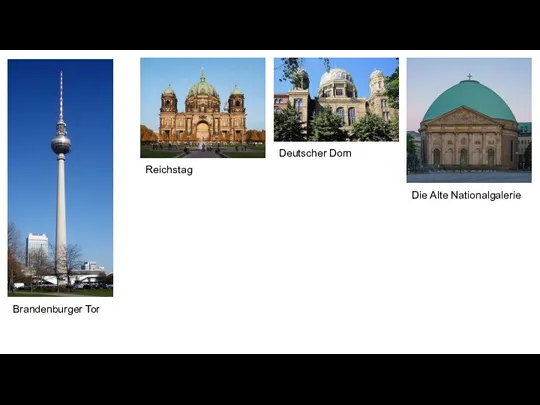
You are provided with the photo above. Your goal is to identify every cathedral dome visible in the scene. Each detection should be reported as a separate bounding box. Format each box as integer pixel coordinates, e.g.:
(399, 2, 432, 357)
(231, 85, 243, 95)
(187, 70, 218, 98)
(423, 78, 516, 122)
(319, 68, 354, 87)
(163, 86, 175, 95)
(370, 69, 383, 79)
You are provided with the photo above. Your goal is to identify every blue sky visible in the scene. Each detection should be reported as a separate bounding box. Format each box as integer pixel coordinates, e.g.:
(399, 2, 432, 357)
(8, 59, 113, 273)
(407, 58, 532, 131)
(274, 57, 399, 97)
(141, 58, 266, 131)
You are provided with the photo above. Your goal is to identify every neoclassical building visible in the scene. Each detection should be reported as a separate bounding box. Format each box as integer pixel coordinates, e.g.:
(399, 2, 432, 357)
(159, 69, 246, 143)
(421, 76, 519, 169)
(274, 67, 397, 137)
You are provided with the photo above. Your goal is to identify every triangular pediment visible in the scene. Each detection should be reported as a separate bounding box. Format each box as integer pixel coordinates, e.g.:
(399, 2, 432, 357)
(426, 105, 502, 126)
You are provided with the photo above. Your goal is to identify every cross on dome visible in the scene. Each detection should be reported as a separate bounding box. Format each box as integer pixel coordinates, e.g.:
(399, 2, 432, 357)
(467, 73, 473, 80)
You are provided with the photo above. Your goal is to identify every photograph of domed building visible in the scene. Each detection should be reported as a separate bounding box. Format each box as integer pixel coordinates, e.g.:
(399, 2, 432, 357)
(407, 58, 532, 183)
(159, 71, 247, 144)
(274, 58, 399, 142)
(141, 58, 266, 158)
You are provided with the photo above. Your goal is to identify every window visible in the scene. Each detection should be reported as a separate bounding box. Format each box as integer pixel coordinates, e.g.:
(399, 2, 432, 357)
(510, 140, 513, 160)
(348, 108, 356, 125)
(337, 107, 345, 125)
(383, 112, 389, 121)
(488, 149, 495, 166)
(347, 91, 353, 97)
(294, 98, 303, 111)
(335, 89, 343, 96)
(433, 148, 441, 165)
(274, 107, 281, 113)
(460, 148, 468, 165)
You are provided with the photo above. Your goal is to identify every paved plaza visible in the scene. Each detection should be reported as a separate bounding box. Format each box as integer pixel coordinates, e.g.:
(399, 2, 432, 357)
(182, 150, 224, 158)
(407, 171, 532, 183)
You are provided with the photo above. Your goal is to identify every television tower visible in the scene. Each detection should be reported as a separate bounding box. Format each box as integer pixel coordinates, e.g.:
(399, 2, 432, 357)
(51, 71, 71, 279)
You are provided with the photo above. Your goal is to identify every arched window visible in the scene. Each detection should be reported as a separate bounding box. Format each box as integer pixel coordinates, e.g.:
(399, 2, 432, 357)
(336, 107, 345, 125)
(294, 98, 303, 111)
(433, 148, 441, 165)
(348, 108, 356, 125)
(460, 148, 468, 165)
(488, 149, 495, 166)
(278, 98, 283, 104)
(235, 100, 240, 107)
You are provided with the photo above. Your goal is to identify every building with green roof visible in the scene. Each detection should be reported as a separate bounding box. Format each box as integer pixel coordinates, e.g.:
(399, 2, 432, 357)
(159, 68, 247, 144)
(420, 76, 519, 170)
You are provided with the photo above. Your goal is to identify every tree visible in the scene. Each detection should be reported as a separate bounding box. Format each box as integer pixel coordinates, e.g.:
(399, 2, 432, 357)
(274, 103, 305, 141)
(51, 243, 83, 289)
(29, 248, 52, 291)
(384, 59, 399, 109)
(276, 58, 330, 86)
(388, 115, 399, 141)
(407, 134, 417, 155)
(140, 124, 157, 144)
(8, 222, 23, 292)
(310, 107, 348, 141)
(244, 130, 254, 144)
(351, 113, 393, 141)
(524, 142, 532, 169)
(260, 130, 266, 144)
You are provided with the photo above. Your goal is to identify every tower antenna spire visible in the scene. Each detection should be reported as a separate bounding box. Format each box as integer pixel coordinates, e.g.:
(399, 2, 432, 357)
(59, 71, 64, 122)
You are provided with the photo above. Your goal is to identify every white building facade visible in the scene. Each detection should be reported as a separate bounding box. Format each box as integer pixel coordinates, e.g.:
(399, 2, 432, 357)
(26, 233, 49, 267)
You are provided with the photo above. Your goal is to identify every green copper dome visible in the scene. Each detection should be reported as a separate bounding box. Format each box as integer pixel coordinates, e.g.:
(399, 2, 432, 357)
(231, 85, 243, 96)
(423, 79, 516, 122)
(163, 85, 175, 95)
(187, 69, 218, 98)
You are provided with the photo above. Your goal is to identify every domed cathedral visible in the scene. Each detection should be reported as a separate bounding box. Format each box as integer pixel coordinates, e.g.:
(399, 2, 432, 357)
(159, 69, 247, 144)
(315, 68, 367, 133)
(274, 67, 397, 138)
(421, 75, 519, 169)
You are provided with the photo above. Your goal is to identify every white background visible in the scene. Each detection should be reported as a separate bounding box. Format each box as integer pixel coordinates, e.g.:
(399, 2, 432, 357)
(1, 50, 537, 354)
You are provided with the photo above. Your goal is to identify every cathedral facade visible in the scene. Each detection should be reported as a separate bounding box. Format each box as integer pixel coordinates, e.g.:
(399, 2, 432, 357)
(421, 76, 519, 169)
(159, 69, 247, 144)
(274, 67, 397, 138)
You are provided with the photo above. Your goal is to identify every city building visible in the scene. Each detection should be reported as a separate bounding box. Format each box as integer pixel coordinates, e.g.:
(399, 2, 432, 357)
(274, 67, 397, 139)
(159, 68, 246, 144)
(421, 75, 520, 169)
(81, 261, 106, 271)
(407, 131, 425, 163)
(25, 233, 49, 267)
(518, 122, 531, 168)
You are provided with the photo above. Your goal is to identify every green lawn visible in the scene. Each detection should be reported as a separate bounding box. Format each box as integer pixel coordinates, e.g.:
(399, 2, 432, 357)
(70, 289, 113, 297)
(224, 152, 266, 158)
(8, 289, 113, 297)
(141, 149, 181, 158)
